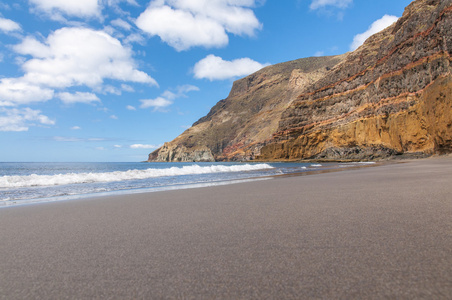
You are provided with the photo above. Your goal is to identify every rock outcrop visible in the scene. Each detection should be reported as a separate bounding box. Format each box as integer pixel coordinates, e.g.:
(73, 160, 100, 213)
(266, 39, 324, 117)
(259, 0, 452, 161)
(149, 0, 452, 162)
(149, 55, 347, 161)
(149, 143, 214, 162)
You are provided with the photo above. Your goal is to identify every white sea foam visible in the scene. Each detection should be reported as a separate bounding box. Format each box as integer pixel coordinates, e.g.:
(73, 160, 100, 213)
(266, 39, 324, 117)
(0, 164, 274, 188)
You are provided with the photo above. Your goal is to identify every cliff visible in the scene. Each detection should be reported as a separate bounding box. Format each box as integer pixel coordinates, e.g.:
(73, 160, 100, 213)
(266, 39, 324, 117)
(149, 55, 347, 161)
(149, 0, 452, 162)
(259, 0, 452, 160)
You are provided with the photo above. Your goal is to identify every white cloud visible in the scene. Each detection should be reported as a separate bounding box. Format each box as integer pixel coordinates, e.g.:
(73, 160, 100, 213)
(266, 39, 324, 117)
(0, 27, 157, 107)
(140, 97, 172, 111)
(310, 0, 352, 10)
(29, 0, 101, 18)
(0, 17, 21, 33)
(350, 15, 398, 51)
(126, 105, 136, 110)
(101, 85, 122, 95)
(14, 27, 157, 89)
(110, 114, 118, 119)
(57, 92, 100, 104)
(161, 85, 200, 100)
(0, 107, 55, 131)
(193, 54, 269, 81)
(123, 33, 146, 45)
(136, 0, 262, 51)
(13, 37, 51, 58)
(177, 84, 200, 94)
(130, 144, 160, 149)
(140, 84, 199, 111)
(111, 18, 132, 31)
(71, 126, 81, 130)
(104, 0, 139, 18)
(0, 78, 54, 106)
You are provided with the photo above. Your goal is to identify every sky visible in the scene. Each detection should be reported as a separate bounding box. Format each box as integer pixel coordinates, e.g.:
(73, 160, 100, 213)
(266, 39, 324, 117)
(0, 0, 412, 162)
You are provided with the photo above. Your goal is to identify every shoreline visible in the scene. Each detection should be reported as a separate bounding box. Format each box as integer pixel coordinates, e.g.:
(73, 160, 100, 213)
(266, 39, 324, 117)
(0, 160, 379, 209)
(1, 155, 451, 298)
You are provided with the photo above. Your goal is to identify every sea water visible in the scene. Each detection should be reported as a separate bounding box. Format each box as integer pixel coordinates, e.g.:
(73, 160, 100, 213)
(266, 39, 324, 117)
(0, 161, 368, 207)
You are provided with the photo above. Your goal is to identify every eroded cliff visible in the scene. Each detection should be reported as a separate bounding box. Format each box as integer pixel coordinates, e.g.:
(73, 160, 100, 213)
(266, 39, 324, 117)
(149, 0, 452, 162)
(149, 55, 346, 161)
(258, 0, 452, 160)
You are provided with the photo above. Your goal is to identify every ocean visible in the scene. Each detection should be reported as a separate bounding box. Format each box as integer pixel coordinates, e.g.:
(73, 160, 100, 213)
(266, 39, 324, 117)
(0, 161, 372, 207)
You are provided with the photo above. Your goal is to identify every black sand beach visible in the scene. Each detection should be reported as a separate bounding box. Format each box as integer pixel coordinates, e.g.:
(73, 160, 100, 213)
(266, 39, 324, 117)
(1, 156, 451, 299)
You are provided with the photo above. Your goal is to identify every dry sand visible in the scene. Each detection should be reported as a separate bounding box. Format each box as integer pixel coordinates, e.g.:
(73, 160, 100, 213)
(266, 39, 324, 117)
(1, 156, 451, 299)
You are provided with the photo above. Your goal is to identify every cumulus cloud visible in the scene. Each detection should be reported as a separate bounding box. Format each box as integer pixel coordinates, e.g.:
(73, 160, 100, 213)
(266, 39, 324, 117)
(310, 0, 352, 10)
(0, 17, 21, 33)
(140, 84, 199, 111)
(71, 126, 81, 130)
(29, 0, 101, 18)
(0, 107, 55, 131)
(0, 78, 54, 106)
(136, 0, 262, 51)
(14, 27, 157, 89)
(1, 27, 155, 109)
(130, 144, 160, 149)
(193, 54, 269, 81)
(126, 105, 136, 110)
(350, 15, 398, 51)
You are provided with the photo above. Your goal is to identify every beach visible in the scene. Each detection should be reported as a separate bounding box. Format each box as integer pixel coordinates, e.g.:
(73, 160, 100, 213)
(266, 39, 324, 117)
(1, 156, 451, 299)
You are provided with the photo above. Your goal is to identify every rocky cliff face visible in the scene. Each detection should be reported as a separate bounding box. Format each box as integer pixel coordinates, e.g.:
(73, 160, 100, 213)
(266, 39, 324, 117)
(149, 55, 346, 161)
(149, 0, 452, 162)
(259, 0, 452, 161)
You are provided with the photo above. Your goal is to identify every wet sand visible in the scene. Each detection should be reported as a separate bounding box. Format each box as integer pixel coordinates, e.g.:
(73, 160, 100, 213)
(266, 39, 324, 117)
(1, 156, 451, 299)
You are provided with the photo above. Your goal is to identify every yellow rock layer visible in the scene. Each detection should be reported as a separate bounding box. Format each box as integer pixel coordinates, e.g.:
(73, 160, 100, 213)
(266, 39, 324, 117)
(259, 75, 452, 160)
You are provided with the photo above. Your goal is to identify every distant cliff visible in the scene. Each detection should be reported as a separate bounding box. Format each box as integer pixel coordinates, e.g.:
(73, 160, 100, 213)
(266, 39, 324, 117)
(149, 0, 452, 162)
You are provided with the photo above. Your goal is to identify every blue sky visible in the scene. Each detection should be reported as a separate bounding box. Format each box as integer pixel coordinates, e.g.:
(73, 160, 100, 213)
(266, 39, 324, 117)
(0, 0, 412, 162)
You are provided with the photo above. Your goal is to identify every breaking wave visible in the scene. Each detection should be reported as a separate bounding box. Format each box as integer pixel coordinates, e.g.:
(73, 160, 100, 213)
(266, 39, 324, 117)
(0, 164, 274, 189)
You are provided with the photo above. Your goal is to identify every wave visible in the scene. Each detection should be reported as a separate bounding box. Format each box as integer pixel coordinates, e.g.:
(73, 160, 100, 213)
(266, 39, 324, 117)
(0, 164, 274, 189)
